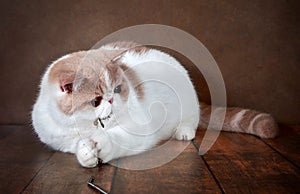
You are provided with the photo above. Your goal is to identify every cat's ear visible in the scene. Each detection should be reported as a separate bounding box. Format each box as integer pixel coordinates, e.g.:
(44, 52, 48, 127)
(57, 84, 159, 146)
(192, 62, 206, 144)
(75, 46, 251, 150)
(59, 71, 75, 93)
(48, 52, 87, 94)
(56, 69, 87, 94)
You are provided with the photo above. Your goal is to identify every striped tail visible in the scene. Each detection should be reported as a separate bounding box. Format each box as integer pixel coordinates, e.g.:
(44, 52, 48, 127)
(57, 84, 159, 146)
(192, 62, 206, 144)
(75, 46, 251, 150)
(199, 102, 279, 138)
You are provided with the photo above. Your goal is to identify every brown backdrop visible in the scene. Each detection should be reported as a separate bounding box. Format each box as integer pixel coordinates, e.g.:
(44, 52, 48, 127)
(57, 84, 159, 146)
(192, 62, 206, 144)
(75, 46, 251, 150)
(0, 0, 299, 124)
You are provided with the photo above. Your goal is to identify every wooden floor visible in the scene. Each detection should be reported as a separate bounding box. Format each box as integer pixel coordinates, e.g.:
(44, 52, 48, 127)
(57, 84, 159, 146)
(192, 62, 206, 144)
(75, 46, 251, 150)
(0, 125, 299, 194)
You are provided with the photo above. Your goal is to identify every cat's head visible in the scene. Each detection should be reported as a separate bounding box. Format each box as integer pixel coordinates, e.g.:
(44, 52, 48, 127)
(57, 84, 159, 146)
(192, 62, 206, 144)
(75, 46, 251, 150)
(47, 49, 143, 127)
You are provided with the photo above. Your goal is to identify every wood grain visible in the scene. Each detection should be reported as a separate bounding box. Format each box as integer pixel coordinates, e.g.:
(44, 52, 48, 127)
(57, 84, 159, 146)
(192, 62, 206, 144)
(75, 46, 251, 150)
(22, 152, 115, 193)
(111, 143, 221, 194)
(0, 125, 53, 194)
(194, 130, 300, 193)
(1, 125, 299, 193)
(263, 124, 300, 167)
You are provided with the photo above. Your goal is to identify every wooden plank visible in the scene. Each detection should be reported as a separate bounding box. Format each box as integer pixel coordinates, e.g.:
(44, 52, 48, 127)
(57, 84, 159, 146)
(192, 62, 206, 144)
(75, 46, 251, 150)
(23, 152, 115, 193)
(3, 124, 298, 193)
(263, 125, 300, 167)
(194, 130, 300, 193)
(111, 142, 221, 194)
(0, 125, 53, 194)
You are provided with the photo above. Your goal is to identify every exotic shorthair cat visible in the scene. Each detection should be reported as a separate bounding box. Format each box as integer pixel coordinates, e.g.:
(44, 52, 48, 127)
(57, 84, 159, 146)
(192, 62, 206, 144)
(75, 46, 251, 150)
(32, 41, 278, 168)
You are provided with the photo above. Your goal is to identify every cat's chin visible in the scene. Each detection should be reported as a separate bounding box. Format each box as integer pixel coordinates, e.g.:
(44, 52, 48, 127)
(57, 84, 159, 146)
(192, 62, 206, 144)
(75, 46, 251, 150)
(93, 111, 113, 128)
(99, 111, 112, 121)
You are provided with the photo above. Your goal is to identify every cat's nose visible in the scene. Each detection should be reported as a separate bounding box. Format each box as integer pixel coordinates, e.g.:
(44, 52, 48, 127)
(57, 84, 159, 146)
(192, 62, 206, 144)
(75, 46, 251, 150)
(108, 98, 113, 104)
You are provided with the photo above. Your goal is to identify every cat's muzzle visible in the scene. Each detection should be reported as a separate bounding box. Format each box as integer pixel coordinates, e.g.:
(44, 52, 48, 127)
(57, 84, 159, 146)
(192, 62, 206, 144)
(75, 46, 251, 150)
(94, 111, 112, 128)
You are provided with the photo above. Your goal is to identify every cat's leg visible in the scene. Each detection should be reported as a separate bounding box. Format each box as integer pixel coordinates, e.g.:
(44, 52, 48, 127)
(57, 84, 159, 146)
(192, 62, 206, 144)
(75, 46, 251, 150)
(174, 116, 198, 141)
(174, 125, 196, 140)
(90, 131, 114, 163)
(76, 138, 99, 168)
(91, 128, 156, 163)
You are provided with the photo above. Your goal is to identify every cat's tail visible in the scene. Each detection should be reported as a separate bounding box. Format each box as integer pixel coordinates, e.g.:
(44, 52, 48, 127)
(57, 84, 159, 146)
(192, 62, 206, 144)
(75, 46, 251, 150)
(199, 102, 279, 138)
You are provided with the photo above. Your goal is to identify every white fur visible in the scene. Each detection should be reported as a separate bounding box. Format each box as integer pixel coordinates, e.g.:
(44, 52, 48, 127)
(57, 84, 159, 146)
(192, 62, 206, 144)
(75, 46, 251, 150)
(229, 109, 247, 132)
(32, 44, 200, 167)
(103, 69, 111, 88)
(248, 113, 266, 133)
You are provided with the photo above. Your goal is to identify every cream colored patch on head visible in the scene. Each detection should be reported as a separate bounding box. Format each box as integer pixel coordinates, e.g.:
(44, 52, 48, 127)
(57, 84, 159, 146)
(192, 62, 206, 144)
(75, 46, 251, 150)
(48, 52, 86, 85)
(47, 47, 143, 115)
(48, 50, 105, 115)
(119, 63, 144, 100)
(105, 62, 129, 101)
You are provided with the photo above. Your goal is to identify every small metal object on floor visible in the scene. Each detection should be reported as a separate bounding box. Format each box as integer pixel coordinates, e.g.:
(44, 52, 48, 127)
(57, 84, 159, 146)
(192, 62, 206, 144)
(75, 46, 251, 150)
(87, 176, 109, 194)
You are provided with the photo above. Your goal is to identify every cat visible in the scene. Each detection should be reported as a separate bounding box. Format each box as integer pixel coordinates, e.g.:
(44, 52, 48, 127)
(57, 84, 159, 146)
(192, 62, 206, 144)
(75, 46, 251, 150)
(32, 41, 278, 168)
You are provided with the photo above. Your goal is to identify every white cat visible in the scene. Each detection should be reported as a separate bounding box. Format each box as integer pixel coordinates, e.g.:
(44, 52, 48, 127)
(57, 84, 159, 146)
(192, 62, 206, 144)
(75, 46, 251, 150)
(32, 42, 278, 168)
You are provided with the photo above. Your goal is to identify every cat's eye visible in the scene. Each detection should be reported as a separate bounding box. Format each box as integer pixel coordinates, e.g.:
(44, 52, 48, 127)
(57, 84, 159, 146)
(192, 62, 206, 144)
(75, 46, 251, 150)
(114, 84, 122, 93)
(91, 96, 103, 107)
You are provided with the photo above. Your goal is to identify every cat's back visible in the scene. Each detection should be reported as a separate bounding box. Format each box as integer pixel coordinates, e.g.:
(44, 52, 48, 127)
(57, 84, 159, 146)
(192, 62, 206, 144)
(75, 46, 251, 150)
(101, 42, 189, 76)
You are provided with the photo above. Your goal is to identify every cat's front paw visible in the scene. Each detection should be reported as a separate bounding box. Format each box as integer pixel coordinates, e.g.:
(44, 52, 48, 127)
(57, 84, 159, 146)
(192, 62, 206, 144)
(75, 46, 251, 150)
(91, 133, 113, 163)
(76, 138, 98, 168)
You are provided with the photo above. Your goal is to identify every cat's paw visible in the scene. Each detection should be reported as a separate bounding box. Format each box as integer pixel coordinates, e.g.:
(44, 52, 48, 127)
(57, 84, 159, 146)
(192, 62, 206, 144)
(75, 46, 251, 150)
(76, 138, 98, 168)
(175, 126, 196, 141)
(91, 133, 113, 163)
